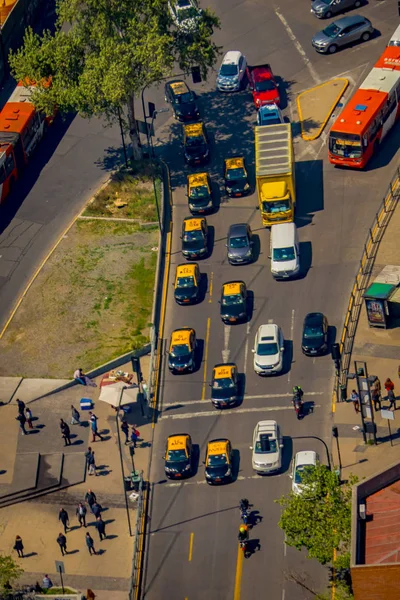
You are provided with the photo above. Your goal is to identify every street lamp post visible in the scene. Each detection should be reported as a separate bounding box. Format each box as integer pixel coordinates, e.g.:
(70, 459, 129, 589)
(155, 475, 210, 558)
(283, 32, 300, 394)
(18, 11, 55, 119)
(332, 426, 342, 482)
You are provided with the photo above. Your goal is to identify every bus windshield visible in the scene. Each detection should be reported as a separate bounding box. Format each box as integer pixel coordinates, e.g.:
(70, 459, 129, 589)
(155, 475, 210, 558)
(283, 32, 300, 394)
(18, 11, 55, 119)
(329, 131, 362, 159)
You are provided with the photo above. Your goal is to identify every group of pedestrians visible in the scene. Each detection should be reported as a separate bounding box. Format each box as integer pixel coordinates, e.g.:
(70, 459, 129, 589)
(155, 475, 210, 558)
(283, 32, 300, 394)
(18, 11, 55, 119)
(15, 399, 34, 435)
(351, 377, 397, 413)
(121, 420, 141, 447)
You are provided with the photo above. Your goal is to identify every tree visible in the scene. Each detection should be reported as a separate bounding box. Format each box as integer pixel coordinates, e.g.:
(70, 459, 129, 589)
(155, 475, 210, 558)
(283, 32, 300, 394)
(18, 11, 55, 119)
(9, 0, 221, 160)
(0, 554, 23, 592)
(276, 464, 357, 567)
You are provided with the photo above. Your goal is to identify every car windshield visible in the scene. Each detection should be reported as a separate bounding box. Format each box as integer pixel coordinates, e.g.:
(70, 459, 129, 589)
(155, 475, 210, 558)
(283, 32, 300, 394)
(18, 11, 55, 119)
(177, 7, 198, 21)
(213, 377, 234, 389)
(186, 135, 204, 147)
(323, 23, 341, 38)
(257, 342, 278, 356)
(295, 464, 315, 484)
(167, 449, 187, 461)
(190, 185, 209, 199)
(220, 64, 238, 77)
(262, 199, 291, 214)
(176, 92, 194, 104)
(222, 294, 242, 306)
(226, 167, 245, 181)
(255, 80, 276, 92)
(208, 453, 227, 466)
(304, 325, 323, 338)
(259, 115, 281, 125)
(273, 247, 295, 261)
(255, 434, 277, 454)
(170, 344, 190, 356)
(329, 132, 362, 159)
(176, 276, 195, 288)
(229, 235, 248, 248)
(183, 230, 203, 242)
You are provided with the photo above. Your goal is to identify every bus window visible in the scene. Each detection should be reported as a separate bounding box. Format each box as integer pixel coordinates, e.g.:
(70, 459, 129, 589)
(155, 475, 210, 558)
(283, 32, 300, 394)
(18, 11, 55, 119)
(4, 153, 15, 178)
(329, 132, 362, 159)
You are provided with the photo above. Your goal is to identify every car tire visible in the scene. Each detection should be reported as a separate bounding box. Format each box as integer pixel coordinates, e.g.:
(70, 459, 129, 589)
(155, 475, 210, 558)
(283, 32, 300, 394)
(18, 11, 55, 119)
(328, 44, 337, 54)
(361, 31, 370, 42)
(325, 10, 332, 17)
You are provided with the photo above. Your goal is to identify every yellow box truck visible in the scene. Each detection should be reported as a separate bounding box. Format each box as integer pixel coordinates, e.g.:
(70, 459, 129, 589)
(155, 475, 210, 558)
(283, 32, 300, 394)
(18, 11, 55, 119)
(255, 124, 295, 226)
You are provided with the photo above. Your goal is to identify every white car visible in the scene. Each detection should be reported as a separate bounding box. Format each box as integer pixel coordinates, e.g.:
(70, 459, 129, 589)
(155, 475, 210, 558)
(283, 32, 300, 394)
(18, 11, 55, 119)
(168, 0, 202, 32)
(291, 451, 319, 495)
(250, 420, 283, 474)
(252, 323, 284, 375)
(216, 51, 247, 92)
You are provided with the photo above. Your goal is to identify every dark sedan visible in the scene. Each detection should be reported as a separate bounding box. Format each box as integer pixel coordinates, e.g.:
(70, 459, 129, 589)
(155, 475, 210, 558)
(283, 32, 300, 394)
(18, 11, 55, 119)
(164, 80, 200, 121)
(220, 281, 248, 324)
(226, 223, 253, 265)
(302, 313, 328, 356)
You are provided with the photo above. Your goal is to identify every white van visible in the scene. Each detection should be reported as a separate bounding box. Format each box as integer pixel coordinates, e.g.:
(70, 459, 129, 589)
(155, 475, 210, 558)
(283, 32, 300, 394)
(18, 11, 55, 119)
(388, 25, 400, 47)
(270, 222, 300, 279)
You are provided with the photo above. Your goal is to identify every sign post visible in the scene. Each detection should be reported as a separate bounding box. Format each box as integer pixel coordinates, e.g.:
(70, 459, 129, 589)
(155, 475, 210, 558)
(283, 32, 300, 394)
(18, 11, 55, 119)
(55, 560, 65, 594)
(381, 409, 395, 446)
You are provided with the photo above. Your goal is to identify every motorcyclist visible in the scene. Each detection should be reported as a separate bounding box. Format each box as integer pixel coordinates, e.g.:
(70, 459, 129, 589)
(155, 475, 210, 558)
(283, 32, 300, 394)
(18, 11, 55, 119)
(240, 498, 250, 513)
(293, 385, 304, 399)
(238, 524, 249, 544)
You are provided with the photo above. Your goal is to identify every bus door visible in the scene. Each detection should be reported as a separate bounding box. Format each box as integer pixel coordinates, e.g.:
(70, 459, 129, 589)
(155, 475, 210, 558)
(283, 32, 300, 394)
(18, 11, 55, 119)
(381, 91, 398, 141)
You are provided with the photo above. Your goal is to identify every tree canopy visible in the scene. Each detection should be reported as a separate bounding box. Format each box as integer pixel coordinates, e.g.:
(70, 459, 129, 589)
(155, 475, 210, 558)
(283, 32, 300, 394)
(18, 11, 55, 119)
(0, 554, 23, 592)
(9, 0, 221, 159)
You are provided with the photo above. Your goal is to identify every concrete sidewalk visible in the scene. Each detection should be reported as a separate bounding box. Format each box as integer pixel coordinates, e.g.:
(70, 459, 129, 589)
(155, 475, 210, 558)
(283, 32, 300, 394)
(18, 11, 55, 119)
(0, 355, 152, 598)
(333, 197, 400, 480)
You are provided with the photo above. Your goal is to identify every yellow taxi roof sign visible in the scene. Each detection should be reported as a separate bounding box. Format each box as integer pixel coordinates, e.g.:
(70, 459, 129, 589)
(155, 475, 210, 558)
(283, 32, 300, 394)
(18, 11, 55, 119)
(188, 173, 208, 188)
(184, 218, 203, 232)
(185, 122, 203, 136)
(214, 365, 234, 379)
(176, 263, 197, 278)
(168, 435, 188, 450)
(170, 81, 187, 95)
(223, 282, 241, 295)
(171, 329, 192, 345)
(208, 440, 229, 455)
(225, 157, 244, 170)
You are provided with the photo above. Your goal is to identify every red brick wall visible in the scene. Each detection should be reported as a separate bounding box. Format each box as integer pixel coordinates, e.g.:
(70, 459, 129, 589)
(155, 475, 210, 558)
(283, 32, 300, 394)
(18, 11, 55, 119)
(352, 564, 400, 600)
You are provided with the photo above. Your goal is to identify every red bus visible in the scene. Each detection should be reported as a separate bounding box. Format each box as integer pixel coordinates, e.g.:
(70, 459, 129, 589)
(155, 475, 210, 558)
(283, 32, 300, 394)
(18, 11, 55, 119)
(328, 47, 400, 168)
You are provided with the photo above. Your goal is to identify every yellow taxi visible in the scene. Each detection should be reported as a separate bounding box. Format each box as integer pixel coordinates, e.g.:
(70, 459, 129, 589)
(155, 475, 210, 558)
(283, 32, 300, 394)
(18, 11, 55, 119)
(224, 156, 250, 197)
(220, 281, 248, 324)
(187, 172, 213, 214)
(181, 217, 208, 259)
(210, 363, 239, 408)
(204, 438, 233, 484)
(164, 433, 193, 478)
(168, 328, 196, 373)
(173, 263, 201, 305)
(164, 80, 199, 121)
(183, 122, 210, 165)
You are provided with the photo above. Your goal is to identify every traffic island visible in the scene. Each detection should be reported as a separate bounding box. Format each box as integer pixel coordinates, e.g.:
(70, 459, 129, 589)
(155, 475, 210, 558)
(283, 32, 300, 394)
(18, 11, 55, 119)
(296, 78, 348, 141)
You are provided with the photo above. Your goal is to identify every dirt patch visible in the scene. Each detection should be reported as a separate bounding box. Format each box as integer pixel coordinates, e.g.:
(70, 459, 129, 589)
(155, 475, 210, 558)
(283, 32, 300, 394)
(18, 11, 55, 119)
(0, 219, 159, 378)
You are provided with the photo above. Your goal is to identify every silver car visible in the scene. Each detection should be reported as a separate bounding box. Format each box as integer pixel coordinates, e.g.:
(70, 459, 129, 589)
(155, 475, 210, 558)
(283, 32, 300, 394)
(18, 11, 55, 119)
(250, 420, 283, 474)
(311, 15, 373, 54)
(311, 0, 362, 20)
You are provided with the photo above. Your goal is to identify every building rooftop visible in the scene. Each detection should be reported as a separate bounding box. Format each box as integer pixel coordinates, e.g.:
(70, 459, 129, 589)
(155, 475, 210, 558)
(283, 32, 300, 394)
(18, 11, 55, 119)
(365, 480, 400, 564)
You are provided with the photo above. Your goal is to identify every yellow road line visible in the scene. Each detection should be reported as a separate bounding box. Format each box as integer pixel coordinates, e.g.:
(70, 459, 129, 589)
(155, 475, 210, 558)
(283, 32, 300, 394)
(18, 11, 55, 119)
(331, 548, 337, 600)
(208, 271, 214, 303)
(201, 317, 211, 400)
(188, 532, 194, 562)
(233, 544, 244, 600)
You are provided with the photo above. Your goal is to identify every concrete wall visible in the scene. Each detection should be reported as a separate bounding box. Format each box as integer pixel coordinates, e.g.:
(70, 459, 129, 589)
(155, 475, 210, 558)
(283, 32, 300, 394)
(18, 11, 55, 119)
(352, 563, 400, 600)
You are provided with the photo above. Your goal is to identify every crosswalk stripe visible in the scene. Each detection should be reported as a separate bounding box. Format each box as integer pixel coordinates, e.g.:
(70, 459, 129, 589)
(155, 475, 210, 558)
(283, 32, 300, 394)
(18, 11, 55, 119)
(162, 391, 324, 408)
(160, 404, 321, 420)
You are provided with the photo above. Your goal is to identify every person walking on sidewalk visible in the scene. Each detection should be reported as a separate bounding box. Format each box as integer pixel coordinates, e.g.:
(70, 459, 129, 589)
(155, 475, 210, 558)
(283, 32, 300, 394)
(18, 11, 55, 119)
(130, 427, 138, 448)
(121, 420, 129, 444)
(89, 412, 104, 442)
(88, 451, 97, 476)
(13, 535, 24, 558)
(372, 387, 381, 411)
(56, 533, 68, 556)
(85, 447, 93, 473)
(92, 502, 102, 519)
(60, 419, 72, 446)
(25, 408, 34, 429)
(76, 502, 87, 527)
(85, 489, 97, 513)
(59, 508, 70, 533)
(16, 413, 27, 435)
(385, 378, 395, 394)
(85, 532, 97, 555)
(388, 388, 397, 411)
(16, 399, 25, 415)
(351, 390, 360, 413)
(95, 516, 106, 541)
(71, 405, 80, 425)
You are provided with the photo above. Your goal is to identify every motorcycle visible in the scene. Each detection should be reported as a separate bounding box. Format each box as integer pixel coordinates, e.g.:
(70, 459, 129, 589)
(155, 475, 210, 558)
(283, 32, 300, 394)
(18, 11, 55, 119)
(239, 499, 250, 525)
(293, 395, 303, 420)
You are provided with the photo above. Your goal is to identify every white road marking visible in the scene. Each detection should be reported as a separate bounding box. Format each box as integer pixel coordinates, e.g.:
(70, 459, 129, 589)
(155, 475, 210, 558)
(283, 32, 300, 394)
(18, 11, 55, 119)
(282, 589, 286, 600)
(165, 474, 288, 488)
(275, 9, 321, 85)
(288, 309, 295, 384)
(284, 534, 287, 557)
(268, 318, 273, 324)
(162, 391, 324, 408)
(222, 324, 231, 363)
(243, 322, 251, 375)
(160, 404, 321, 420)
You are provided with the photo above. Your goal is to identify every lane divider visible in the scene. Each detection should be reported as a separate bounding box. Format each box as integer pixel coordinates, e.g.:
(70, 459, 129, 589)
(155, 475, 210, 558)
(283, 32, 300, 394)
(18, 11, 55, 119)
(233, 544, 244, 600)
(188, 532, 194, 562)
(208, 271, 214, 303)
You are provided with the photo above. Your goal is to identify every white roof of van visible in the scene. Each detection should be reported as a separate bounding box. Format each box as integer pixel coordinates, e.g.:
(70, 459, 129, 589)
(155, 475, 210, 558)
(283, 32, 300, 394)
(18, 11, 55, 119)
(271, 222, 296, 246)
(222, 51, 241, 65)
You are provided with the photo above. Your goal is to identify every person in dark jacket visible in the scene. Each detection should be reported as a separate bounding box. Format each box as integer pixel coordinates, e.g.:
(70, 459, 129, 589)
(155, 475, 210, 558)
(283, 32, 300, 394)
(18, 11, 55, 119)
(16, 399, 25, 415)
(16, 413, 27, 435)
(95, 516, 106, 541)
(85, 489, 97, 512)
(85, 532, 96, 555)
(121, 420, 129, 444)
(76, 503, 87, 527)
(14, 535, 24, 558)
(60, 419, 72, 446)
(71, 405, 80, 425)
(56, 533, 67, 556)
(59, 507, 70, 533)
(92, 502, 102, 519)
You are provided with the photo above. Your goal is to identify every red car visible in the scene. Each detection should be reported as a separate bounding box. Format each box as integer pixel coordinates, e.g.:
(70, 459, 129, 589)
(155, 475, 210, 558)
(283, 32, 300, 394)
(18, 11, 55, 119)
(247, 64, 280, 108)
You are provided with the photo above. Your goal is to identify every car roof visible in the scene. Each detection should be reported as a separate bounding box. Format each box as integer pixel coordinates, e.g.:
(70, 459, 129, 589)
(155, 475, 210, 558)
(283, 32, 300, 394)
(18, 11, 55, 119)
(257, 323, 279, 339)
(222, 51, 242, 65)
(183, 217, 204, 231)
(167, 434, 190, 449)
(304, 312, 324, 325)
(168, 80, 189, 95)
(171, 328, 193, 345)
(207, 438, 229, 454)
(256, 420, 277, 435)
(222, 281, 243, 295)
(332, 15, 368, 28)
(225, 156, 244, 170)
(176, 263, 197, 278)
(184, 122, 204, 136)
(259, 103, 280, 114)
(270, 222, 296, 245)
(213, 363, 236, 379)
(295, 451, 317, 466)
(228, 223, 248, 237)
(188, 172, 209, 187)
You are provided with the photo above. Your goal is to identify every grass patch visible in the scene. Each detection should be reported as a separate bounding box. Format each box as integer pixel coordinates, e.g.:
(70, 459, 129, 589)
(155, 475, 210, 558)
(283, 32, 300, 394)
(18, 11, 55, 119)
(39, 588, 76, 595)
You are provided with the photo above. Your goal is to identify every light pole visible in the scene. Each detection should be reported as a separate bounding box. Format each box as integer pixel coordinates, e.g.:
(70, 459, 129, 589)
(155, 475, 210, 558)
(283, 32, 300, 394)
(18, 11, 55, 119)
(332, 426, 342, 482)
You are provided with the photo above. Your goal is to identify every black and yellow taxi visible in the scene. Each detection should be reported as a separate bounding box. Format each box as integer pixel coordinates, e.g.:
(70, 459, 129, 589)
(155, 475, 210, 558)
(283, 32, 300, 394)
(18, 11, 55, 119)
(168, 328, 196, 373)
(173, 263, 201, 305)
(181, 217, 208, 260)
(164, 80, 200, 122)
(187, 172, 213, 214)
(220, 281, 248, 324)
(183, 122, 210, 165)
(224, 157, 250, 197)
(210, 363, 239, 408)
(204, 438, 233, 484)
(164, 433, 193, 479)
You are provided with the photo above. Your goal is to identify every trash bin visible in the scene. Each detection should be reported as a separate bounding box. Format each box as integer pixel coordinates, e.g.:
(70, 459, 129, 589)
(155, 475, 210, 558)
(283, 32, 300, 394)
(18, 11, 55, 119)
(131, 471, 141, 492)
(124, 476, 132, 491)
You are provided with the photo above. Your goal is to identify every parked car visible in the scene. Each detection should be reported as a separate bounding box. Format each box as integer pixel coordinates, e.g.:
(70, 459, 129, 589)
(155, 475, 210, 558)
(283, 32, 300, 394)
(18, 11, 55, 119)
(250, 420, 283, 474)
(226, 223, 253, 265)
(168, 0, 202, 32)
(291, 451, 319, 494)
(252, 324, 284, 375)
(311, 0, 362, 20)
(301, 312, 328, 356)
(257, 103, 284, 126)
(164, 80, 199, 121)
(312, 15, 373, 54)
(247, 64, 280, 107)
(216, 51, 247, 92)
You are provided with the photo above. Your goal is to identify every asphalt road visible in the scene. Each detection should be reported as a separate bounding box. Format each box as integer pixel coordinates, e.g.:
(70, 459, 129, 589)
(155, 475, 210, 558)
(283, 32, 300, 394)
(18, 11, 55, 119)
(142, 1, 400, 599)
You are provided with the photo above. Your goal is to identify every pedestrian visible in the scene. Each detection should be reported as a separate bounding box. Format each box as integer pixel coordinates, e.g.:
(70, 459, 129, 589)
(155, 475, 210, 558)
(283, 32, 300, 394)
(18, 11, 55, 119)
(13, 535, 24, 558)
(60, 419, 72, 446)
(85, 532, 96, 555)
(385, 378, 395, 393)
(16, 399, 25, 415)
(85, 447, 93, 473)
(130, 428, 138, 448)
(89, 412, 103, 442)
(56, 532, 67, 556)
(76, 502, 87, 527)
(95, 516, 106, 541)
(74, 368, 97, 387)
(59, 507, 70, 533)
(16, 413, 27, 435)
(351, 390, 360, 413)
(388, 388, 397, 410)
(42, 575, 53, 590)
(25, 407, 33, 429)
(92, 502, 102, 519)
(34, 582, 43, 593)
(132, 424, 140, 442)
(85, 489, 97, 513)
(372, 388, 381, 411)
(86, 590, 96, 600)
(88, 451, 97, 476)
(71, 405, 80, 425)
(121, 420, 129, 444)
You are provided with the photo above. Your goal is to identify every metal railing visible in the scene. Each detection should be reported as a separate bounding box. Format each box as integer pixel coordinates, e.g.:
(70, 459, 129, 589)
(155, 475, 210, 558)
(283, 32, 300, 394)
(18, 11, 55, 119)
(129, 472, 146, 600)
(334, 165, 400, 400)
